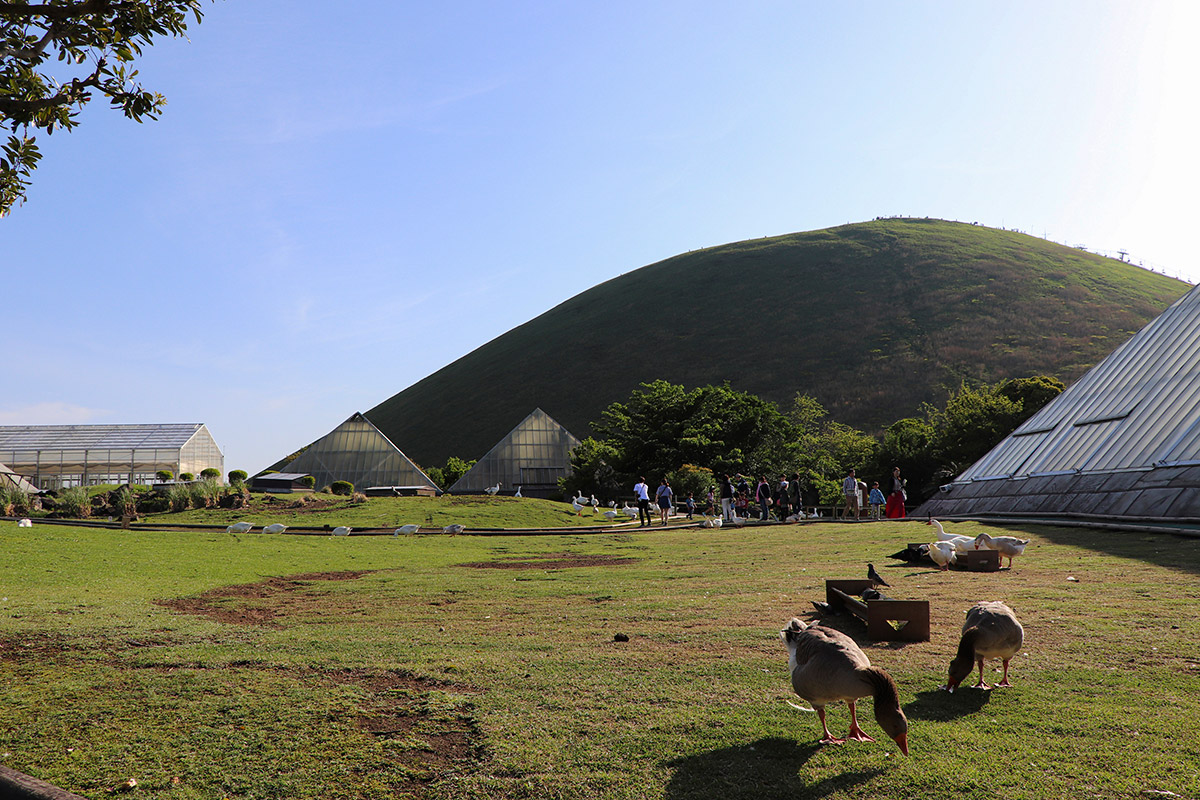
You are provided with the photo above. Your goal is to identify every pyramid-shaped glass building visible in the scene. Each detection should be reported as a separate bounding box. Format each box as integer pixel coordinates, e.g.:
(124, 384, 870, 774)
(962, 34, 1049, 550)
(919, 283, 1200, 519)
(448, 408, 580, 497)
(279, 413, 438, 493)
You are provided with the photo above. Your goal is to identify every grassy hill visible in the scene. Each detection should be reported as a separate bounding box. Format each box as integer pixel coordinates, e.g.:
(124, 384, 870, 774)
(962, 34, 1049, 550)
(363, 218, 1188, 467)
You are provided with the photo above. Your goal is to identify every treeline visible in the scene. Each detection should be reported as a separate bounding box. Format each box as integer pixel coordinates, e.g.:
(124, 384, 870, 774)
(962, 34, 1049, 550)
(558, 376, 1064, 506)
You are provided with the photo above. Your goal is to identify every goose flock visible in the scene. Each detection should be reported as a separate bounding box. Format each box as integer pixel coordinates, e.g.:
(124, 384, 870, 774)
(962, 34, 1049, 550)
(784, 598, 1026, 755)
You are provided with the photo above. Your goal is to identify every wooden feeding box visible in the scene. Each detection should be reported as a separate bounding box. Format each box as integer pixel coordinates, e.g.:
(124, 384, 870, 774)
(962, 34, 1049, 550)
(824, 579, 930, 642)
(962, 549, 1000, 571)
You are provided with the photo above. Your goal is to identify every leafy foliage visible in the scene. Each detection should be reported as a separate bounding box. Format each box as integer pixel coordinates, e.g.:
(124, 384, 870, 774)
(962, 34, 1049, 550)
(329, 480, 354, 496)
(154, 469, 173, 482)
(0, 0, 212, 213)
(228, 469, 248, 484)
(200, 468, 220, 480)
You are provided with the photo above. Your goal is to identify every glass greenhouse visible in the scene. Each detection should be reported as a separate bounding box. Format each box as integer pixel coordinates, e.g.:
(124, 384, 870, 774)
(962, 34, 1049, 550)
(0, 423, 224, 489)
(277, 413, 438, 493)
(448, 408, 580, 497)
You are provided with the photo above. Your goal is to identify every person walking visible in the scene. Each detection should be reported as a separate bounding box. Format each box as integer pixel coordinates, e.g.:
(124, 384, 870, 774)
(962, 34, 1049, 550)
(885, 466, 908, 518)
(755, 475, 772, 521)
(868, 481, 886, 520)
(655, 478, 674, 526)
(841, 468, 860, 520)
(775, 474, 791, 520)
(719, 473, 735, 521)
(634, 477, 652, 527)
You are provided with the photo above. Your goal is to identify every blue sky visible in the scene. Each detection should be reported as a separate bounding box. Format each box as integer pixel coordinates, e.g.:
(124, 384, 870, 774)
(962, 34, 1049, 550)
(4, 1, 1198, 475)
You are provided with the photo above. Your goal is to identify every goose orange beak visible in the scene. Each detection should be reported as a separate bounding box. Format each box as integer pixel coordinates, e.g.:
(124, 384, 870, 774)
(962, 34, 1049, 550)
(894, 732, 908, 755)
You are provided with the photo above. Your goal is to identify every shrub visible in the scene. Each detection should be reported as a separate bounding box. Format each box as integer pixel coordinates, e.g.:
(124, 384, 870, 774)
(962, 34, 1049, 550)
(155, 470, 174, 483)
(200, 468, 220, 480)
(351, 492, 368, 503)
(179, 472, 195, 482)
(228, 470, 248, 484)
(330, 481, 354, 496)
(58, 486, 91, 518)
(168, 484, 192, 512)
(195, 478, 222, 508)
(112, 486, 136, 517)
(299, 475, 316, 489)
(0, 485, 31, 516)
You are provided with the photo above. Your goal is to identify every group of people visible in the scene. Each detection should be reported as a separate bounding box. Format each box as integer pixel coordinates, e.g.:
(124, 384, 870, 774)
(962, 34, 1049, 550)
(842, 466, 908, 520)
(626, 466, 908, 527)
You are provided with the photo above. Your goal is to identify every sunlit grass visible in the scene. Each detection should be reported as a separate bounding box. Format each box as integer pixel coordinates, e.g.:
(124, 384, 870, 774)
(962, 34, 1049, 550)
(1, 517, 1197, 799)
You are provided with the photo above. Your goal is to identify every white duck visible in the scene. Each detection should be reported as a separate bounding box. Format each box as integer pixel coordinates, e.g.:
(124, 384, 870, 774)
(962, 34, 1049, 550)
(780, 618, 909, 754)
(394, 524, 420, 536)
(928, 519, 974, 552)
(973, 532, 1029, 568)
(928, 540, 957, 570)
(331, 526, 351, 536)
(946, 601, 1024, 691)
(226, 522, 254, 534)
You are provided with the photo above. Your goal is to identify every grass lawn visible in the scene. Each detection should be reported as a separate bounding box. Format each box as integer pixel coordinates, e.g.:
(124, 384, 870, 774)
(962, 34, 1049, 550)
(1, 516, 1198, 799)
(135, 493, 620, 531)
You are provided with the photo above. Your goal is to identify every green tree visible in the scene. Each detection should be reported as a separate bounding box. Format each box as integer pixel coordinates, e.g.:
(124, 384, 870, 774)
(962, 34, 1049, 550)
(560, 436, 621, 499)
(593, 380, 797, 481)
(228, 469, 248, 484)
(199, 467, 220, 480)
(0, 0, 213, 214)
(155, 469, 173, 482)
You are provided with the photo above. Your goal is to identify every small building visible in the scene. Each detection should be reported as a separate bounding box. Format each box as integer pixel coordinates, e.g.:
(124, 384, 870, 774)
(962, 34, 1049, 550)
(0, 423, 224, 490)
(271, 413, 438, 494)
(448, 408, 580, 498)
(250, 472, 314, 493)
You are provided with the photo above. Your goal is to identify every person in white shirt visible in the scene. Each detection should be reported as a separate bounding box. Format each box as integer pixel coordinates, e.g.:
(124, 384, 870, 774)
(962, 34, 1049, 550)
(633, 477, 652, 527)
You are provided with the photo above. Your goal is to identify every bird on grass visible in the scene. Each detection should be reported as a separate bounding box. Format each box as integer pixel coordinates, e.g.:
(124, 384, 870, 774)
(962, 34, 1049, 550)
(514, 486, 522, 498)
(928, 519, 974, 552)
(867, 563, 890, 588)
(928, 541, 957, 570)
(442, 523, 465, 535)
(331, 526, 351, 536)
(17, 518, 32, 527)
(485, 483, 501, 496)
(394, 524, 420, 536)
(946, 601, 1024, 691)
(226, 522, 253, 534)
(780, 618, 909, 754)
(973, 532, 1029, 568)
(263, 523, 287, 534)
(603, 509, 619, 523)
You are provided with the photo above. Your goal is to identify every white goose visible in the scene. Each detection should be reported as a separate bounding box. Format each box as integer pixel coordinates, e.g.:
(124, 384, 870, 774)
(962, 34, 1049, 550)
(603, 509, 620, 523)
(973, 532, 1029, 568)
(443, 523, 465, 535)
(928, 540, 957, 570)
(928, 519, 974, 552)
(514, 486, 522, 498)
(485, 483, 501, 496)
(394, 524, 420, 536)
(17, 518, 32, 527)
(622, 503, 639, 518)
(226, 522, 254, 534)
(331, 526, 351, 536)
(262, 523, 288, 534)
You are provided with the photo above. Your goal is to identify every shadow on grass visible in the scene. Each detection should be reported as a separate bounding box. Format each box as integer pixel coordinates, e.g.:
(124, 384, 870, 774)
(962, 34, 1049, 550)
(665, 737, 884, 800)
(903, 686, 990, 721)
(978, 523, 1200, 577)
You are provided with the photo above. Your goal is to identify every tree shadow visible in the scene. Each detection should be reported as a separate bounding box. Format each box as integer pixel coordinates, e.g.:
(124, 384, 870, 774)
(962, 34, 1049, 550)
(664, 737, 885, 800)
(903, 686, 991, 722)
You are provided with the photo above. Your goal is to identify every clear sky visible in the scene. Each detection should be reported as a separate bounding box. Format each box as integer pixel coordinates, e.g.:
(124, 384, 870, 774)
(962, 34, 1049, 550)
(3, 1, 1198, 475)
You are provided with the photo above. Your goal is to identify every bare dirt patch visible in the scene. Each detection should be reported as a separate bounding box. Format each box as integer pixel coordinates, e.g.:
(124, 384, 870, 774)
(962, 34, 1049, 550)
(155, 570, 376, 628)
(458, 553, 639, 570)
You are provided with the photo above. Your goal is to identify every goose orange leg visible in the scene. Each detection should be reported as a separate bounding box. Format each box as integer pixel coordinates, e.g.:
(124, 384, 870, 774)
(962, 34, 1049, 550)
(973, 657, 991, 689)
(997, 658, 1013, 687)
(845, 701, 876, 743)
(816, 707, 845, 745)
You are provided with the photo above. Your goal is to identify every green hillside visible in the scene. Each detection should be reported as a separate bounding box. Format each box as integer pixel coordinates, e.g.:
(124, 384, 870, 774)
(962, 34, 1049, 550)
(364, 218, 1189, 467)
